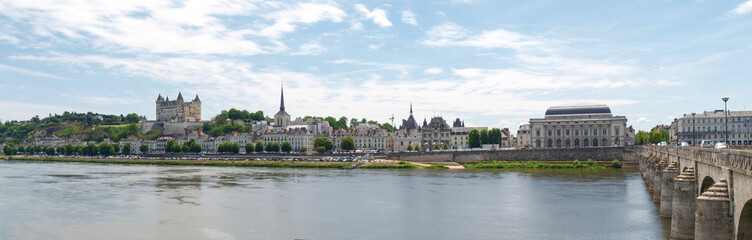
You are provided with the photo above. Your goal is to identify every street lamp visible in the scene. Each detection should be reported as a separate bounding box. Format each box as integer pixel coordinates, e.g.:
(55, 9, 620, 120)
(692, 113, 696, 147)
(723, 97, 729, 145)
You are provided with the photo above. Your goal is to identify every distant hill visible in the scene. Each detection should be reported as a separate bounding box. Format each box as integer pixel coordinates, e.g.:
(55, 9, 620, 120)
(0, 112, 149, 144)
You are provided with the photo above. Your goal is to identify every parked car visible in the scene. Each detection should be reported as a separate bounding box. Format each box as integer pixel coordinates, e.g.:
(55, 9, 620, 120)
(680, 142, 689, 147)
(701, 140, 713, 148)
(715, 142, 728, 149)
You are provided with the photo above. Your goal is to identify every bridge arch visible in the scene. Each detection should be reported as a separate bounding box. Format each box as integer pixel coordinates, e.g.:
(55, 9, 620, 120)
(739, 199, 752, 240)
(700, 176, 715, 194)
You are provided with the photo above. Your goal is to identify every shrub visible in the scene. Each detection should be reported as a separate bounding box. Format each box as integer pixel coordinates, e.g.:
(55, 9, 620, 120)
(586, 159, 596, 166)
(573, 159, 580, 165)
(611, 160, 622, 168)
(398, 160, 407, 165)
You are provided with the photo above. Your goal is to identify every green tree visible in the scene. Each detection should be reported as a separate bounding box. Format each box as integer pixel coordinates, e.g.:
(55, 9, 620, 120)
(281, 141, 292, 153)
(489, 128, 502, 145)
(113, 143, 120, 154)
(350, 118, 358, 128)
(189, 142, 201, 153)
(125, 113, 141, 123)
(340, 136, 355, 151)
(314, 137, 334, 151)
(245, 142, 254, 154)
(265, 142, 280, 152)
(140, 144, 148, 153)
(316, 146, 327, 153)
(16, 145, 24, 154)
(3, 144, 17, 155)
(406, 144, 413, 151)
(255, 142, 264, 153)
(166, 140, 177, 153)
(338, 116, 349, 130)
(122, 143, 131, 155)
(300, 146, 308, 153)
(468, 129, 481, 148)
(415, 145, 421, 152)
(99, 143, 114, 156)
(443, 143, 449, 150)
(434, 144, 440, 150)
(44, 146, 56, 156)
(379, 123, 394, 132)
(480, 129, 489, 145)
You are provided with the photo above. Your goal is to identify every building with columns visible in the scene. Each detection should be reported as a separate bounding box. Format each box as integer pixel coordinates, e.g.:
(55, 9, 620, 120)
(529, 105, 627, 149)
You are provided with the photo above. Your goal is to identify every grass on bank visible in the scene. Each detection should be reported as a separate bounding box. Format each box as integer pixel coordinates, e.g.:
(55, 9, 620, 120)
(424, 164, 449, 169)
(462, 159, 622, 169)
(2, 156, 353, 169)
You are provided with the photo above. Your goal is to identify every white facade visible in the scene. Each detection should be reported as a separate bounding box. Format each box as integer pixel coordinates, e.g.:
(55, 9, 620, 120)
(530, 105, 628, 149)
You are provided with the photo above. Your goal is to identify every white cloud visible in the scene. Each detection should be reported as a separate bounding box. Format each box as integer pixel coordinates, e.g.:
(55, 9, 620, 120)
(0, 101, 72, 121)
(260, 2, 347, 39)
(354, 4, 392, 28)
(0, 1, 346, 55)
(732, 0, 752, 15)
(636, 117, 652, 123)
(291, 42, 326, 55)
(401, 11, 418, 26)
(0, 64, 67, 80)
(424, 68, 444, 74)
(423, 22, 541, 50)
(368, 43, 384, 49)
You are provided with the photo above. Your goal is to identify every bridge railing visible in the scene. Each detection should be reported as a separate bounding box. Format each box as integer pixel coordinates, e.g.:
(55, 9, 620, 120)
(640, 145, 752, 174)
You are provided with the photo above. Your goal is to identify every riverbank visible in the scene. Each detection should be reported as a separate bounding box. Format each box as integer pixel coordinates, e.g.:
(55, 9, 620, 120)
(1, 156, 356, 169)
(461, 160, 622, 169)
(0, 156, 622, 170)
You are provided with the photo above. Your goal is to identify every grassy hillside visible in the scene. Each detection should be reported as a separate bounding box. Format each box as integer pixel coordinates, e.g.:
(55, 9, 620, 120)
(1, 112, 146, 144)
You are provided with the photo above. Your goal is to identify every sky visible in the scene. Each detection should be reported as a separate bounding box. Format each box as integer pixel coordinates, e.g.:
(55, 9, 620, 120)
(0, 0, 751, 132)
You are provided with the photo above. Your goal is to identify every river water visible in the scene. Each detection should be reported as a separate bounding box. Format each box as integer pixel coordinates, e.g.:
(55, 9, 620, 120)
(0, 160, 669, 240)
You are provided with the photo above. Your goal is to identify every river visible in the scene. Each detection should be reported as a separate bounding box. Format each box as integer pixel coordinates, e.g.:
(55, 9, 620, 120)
(0, 160, 669, 239)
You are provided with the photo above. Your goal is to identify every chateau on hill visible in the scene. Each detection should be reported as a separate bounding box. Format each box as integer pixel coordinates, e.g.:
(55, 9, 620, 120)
(156, 92, 201, 122)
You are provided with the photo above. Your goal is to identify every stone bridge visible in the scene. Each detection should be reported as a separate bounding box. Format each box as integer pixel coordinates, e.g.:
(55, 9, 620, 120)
(639, 145, 752, 240)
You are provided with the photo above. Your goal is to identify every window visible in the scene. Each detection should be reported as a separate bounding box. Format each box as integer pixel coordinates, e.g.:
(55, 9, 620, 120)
(548, 130, 552, 136)
(557, 130, 561, 136)
(615, 127, 620, 135)
(603, 128, 607, 135)
(566, 129, 570, 136)
(575, 129, 579, 136)
(536, 129, 540, 137)
(584, 129, 588, 136)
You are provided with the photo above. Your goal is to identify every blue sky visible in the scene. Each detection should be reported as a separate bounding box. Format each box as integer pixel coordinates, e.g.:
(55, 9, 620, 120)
(1, 0, 751, 132)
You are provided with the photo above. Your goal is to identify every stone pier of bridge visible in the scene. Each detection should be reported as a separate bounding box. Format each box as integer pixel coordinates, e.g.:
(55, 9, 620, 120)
(638, 145, 752, 240)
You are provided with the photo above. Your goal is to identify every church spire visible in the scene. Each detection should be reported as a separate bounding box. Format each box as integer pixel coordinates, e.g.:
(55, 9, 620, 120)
(410, 102, 413, 115)
(177, 92, 184, 101)
(279, 84, 285, 112)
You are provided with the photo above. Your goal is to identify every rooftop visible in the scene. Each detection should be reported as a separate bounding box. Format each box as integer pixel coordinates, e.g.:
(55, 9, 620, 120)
(545, 105, 612, 116)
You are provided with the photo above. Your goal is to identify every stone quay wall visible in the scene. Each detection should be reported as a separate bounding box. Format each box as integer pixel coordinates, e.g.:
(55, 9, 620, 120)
(387, 147, 634, 163)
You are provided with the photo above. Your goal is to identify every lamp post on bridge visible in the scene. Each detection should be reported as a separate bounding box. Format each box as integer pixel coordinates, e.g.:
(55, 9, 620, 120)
(723, 97, 729, 145)
(692, 112, 696, 147)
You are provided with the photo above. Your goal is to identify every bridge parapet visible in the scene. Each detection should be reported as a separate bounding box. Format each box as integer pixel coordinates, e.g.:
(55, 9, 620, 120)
(642, 145, 752, 175)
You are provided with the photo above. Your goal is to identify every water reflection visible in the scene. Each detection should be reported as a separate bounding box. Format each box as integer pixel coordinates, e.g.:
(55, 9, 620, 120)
(0, 160, 669, 240)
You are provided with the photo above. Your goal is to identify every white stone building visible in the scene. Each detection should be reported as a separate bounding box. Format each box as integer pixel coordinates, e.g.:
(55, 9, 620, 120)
(530, 105, 628, 149)
(675, 110, 752, 146)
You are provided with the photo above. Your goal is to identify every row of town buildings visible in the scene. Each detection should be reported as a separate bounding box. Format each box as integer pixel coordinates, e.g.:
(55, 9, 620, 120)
(668, 110, 752, 146)
(8, 88, 637, 154)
